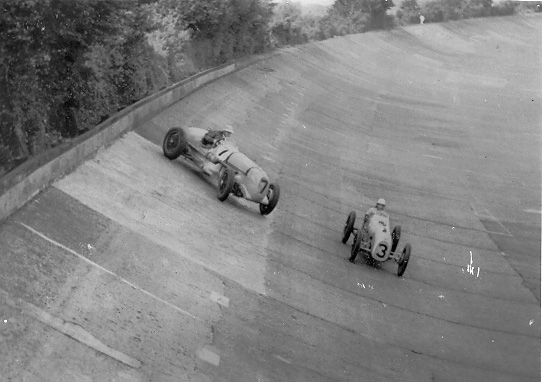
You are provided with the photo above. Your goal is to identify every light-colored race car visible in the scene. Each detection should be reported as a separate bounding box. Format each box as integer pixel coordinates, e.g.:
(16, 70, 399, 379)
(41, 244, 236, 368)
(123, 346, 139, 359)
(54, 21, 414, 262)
(341, 210, 411, 277)
(162, 127, 280, 215)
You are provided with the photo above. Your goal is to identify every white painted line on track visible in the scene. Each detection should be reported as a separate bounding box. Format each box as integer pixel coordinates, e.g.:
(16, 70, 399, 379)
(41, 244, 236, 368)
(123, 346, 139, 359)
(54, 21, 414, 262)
(275, 354, 292, 364)
(485, 230, 513, 237)
(262, 155, 276, 163)
(210, 291, 229, 308)
(481, 206, 513, 237)
(421, 154, 442, 160)
(525, 209, 542, 214)
(461, 178, 514, 237)
(19, 223, 204, 323)
(197, 346, 220, 366)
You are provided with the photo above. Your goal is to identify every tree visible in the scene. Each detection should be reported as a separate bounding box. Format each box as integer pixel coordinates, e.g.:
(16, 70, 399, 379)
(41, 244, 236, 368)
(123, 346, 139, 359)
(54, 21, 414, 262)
(323, 0, 395, 36)
(163, 0, 274, 66)
(396, 0, 421, 25)
(270, 2, 309, 46)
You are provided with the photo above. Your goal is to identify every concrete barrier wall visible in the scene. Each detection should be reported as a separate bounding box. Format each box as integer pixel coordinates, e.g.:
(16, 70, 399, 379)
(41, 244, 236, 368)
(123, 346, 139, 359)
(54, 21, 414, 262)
(0, 54, 274, 223)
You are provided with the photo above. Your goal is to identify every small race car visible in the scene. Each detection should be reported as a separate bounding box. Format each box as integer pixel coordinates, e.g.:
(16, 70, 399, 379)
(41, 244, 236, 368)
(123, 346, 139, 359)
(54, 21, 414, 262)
(341, 210, 411, 277)
(162, 127, 280, 215)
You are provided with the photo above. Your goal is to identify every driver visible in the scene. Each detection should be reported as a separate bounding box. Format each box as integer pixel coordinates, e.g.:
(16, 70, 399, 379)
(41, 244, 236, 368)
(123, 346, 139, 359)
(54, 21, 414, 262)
(366, 198, 387, 220)
(202, 125, 234, 147)
(349, 198, 390, 263)
(201, 125, 234, 174)
(363, 198, 389, 240)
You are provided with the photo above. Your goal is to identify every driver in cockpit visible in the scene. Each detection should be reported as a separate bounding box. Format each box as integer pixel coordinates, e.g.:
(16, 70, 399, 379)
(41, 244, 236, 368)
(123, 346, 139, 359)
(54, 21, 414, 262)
(202, 125, 234, 148)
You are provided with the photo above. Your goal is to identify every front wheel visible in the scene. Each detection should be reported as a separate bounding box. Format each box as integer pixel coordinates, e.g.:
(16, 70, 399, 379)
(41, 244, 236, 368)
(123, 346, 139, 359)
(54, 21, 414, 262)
(397, 243, 411, 277)
(217, 168, 235, 201)
(350, 232, 362, 263)
(260, 183, 281, 215)
(342, 211, 356, 244)
(391, 225, 401, 253)
(163, 127, 189, 160)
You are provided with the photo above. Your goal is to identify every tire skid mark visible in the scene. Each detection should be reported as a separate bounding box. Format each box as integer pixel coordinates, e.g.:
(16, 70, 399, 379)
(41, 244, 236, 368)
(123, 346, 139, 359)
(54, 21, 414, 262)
(283, 179, 490, 236)
(405, 230, 496, 252)
(284, 173, 474, 215)
(273, 218, 498, 268)
(266, 245, 538, 334)
(263, 262, 536, 378)
(282, 192, 500, 255)
(270, 229, 532, 306)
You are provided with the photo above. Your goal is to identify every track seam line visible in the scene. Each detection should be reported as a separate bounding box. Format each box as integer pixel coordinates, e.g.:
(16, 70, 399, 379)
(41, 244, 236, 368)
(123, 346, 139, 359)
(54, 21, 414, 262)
(19, 222, 204, 323)
(0, 288, 142, 369)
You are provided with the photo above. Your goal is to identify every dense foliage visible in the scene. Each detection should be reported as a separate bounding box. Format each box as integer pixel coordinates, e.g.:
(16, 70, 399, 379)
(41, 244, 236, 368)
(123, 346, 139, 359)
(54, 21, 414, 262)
(0, 0, 525, 176)
(396, 0, 517, 24)
(319, 0, 395, 38)
(0, 0, 168, 173)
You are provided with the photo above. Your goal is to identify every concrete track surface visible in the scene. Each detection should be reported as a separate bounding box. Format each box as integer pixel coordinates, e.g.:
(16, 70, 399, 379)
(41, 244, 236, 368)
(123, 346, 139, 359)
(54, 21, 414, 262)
(1, 16, 541, 382)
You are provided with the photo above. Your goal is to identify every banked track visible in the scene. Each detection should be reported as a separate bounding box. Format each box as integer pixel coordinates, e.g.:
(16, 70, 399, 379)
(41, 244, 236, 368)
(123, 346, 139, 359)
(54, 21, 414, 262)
(1, 15, 540, 382)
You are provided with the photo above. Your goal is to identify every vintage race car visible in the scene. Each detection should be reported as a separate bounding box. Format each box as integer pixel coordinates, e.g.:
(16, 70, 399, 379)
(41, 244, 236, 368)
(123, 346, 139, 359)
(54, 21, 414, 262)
(341, 210, 411, 277)
(162, 127, 280, 215)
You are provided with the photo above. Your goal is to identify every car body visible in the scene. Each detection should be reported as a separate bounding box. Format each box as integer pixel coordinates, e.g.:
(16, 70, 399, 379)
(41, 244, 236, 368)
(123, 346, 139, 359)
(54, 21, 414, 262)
(162, 127, 280, 215)
(342, 210, 411, 277)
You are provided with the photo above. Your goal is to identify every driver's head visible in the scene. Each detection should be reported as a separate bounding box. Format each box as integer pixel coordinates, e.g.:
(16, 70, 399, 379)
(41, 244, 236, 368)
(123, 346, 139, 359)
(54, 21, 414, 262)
(376, 198, 386, 211)
(223, 125, 234, 138)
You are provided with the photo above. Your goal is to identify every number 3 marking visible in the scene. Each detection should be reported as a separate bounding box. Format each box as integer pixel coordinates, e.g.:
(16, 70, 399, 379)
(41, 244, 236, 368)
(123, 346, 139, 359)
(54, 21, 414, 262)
(376, 243, 388, 258)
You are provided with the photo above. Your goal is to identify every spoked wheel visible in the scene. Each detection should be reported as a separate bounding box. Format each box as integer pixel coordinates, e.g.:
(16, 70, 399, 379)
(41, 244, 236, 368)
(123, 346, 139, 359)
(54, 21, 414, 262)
(349, 232, 362, 263)
(342, 211, 356, 244)
(391, 225, 401, 253)
(260, 183, 281, 215)
(217, 168, 235, 201)
(163, 127, 189, 160)
(397, 243, 411, 277)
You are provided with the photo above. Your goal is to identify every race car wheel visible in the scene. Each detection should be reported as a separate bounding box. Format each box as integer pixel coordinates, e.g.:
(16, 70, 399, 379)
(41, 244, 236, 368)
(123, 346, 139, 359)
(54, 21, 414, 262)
(163, 127, 189, 160)
(260, 183, 281, 215)
(391, 225, 401, 253)
(217, 168, 235, 202)
(350, 232, 362, 263)
(342, 211, 356, 244)
(397, 243, 411, 277)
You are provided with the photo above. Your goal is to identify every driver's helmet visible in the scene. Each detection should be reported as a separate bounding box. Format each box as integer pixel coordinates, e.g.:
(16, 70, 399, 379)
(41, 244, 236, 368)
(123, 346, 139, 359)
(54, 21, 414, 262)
(223, 125, 234, 137)
(376, 198, 386, 210)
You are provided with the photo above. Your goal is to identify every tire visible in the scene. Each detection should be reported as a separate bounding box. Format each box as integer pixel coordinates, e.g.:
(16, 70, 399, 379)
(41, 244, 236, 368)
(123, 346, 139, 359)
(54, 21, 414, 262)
(163, 128, 188, 160)
(217, 168, 235, 202)
(350, 232, 362, 263)
(342, 211, 356, 244)
(260, 183, 281, 215)
(391, 225, 401, 253)
(397, 243, 411, 277)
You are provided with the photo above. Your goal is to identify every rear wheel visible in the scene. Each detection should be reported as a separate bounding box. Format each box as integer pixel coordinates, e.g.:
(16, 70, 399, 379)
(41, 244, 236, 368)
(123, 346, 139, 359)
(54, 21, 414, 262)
(260, 183, 281, 215)
(350, 232, 362, 263)
(391, 225, 401, 253)
(163, 128, 189, 160)
(217, 168, 235, 201)
(342, 211, 356, 244)
(397, 243, 411, 277)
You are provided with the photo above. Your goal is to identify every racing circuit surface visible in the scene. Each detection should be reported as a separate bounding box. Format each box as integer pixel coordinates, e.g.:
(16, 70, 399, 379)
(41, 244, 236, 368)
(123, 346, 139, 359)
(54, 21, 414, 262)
(1, 15, 541, 382)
